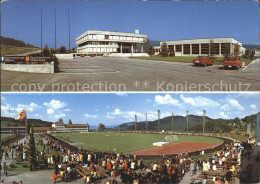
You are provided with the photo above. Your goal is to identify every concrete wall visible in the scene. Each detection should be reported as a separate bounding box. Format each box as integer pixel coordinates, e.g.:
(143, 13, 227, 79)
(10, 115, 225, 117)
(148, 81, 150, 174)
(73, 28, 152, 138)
(55, 54, 74, 60)
(1, 62, 54, 73)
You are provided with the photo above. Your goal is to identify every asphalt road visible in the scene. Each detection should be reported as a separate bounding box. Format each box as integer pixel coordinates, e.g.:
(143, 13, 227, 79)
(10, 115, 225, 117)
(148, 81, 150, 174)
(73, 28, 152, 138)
(1, 57, 260, 92)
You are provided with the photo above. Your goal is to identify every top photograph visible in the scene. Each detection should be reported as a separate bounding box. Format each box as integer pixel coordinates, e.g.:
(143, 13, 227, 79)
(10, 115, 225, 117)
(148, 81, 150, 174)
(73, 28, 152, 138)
(1, 0, 259, 92)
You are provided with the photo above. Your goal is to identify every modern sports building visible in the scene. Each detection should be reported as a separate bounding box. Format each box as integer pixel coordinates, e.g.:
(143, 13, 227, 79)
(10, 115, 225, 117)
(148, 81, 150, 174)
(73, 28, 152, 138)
(156, 38, 245, 56)
(76, 30, 147, 55)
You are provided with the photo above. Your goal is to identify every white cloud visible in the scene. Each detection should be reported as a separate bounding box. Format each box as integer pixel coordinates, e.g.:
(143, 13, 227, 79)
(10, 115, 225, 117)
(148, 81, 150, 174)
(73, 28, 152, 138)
(43, 99, 67, 110)
(43, 99, 69, 120)
(53, 113, 66, 119)
(155, 94, 180, 106)
(1, 103, 16, 117)
(180, 94, 220, 107)
(115, 93, 128, 96)
(47, 109, 55, 115)
(218, 111, 229, 119)
(221, 99, 244, 111)
(1, 96, 6, 102)
(250, 104, 256, 110)
(85, 113, 99, 118)
(34, 114, 42, 118)
(16, 102, 41, 113)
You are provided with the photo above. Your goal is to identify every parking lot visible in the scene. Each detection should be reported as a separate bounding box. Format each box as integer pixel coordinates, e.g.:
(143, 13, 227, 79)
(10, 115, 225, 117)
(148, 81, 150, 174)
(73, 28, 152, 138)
(1, 57, 260, 92)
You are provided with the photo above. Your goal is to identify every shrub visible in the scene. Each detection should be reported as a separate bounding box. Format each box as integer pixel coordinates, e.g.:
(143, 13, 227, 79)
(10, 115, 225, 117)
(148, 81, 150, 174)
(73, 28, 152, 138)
(148, 46, 155, 57)
(160, 42, 169, 57)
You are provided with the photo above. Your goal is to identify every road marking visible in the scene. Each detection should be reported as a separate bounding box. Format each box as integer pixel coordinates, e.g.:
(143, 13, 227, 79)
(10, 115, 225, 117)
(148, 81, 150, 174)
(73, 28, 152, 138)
(243, 60, 256, 71)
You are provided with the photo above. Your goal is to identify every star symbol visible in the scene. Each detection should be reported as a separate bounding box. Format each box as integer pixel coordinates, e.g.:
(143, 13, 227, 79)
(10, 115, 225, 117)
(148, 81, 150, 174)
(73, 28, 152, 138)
(133, 81, 140, 88)
(142, 80, 150, 88)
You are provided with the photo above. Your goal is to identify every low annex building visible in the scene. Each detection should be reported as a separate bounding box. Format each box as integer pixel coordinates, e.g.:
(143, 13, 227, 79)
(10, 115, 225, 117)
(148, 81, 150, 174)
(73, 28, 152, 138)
(76, 30, 147, 55)
(156, 38, 245, 56)
(51, 122, 89, 133)
(0, 126, 55, 134)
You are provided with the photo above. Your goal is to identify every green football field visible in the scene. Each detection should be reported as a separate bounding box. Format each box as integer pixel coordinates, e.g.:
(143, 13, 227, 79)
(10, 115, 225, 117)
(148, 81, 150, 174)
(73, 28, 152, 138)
(53, 132, 223, 154)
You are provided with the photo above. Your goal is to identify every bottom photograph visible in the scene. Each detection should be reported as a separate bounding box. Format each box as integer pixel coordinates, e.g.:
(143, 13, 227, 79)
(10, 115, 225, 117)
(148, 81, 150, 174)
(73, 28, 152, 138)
(0, 93, 259, 184)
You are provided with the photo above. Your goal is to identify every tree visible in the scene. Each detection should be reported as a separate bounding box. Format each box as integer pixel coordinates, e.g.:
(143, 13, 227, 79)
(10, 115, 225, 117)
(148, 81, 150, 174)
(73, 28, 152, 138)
(59, 46, 67, 54)
(42, 44, 51, 56)
(68, 119, 72, 124)
(209, 39, 215, 58)
(222, 43, 230, 59)
(233, 43, 241, 56)
(28, 127, 37, 171)
(50, 48, 56, 55)
(98, 123, 106, 131)
(58, 118, 64, 124)
(148, 46, 155, 57)
(250, 50, 255, 60)
(160, 42, 169, 57)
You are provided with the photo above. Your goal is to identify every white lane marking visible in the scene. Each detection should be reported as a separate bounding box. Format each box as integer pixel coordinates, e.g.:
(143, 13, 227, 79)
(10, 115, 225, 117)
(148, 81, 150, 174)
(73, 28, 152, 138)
(243, 60, 256, 71)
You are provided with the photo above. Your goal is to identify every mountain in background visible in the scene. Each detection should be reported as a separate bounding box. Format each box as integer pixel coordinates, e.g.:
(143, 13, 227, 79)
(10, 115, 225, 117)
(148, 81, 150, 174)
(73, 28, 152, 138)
(113, 115, 224, 132)
(243, 44, 260, 51)
(113, 113, 258, 133)
(1, 36, 36, 48)
(1, 117, 53, 127)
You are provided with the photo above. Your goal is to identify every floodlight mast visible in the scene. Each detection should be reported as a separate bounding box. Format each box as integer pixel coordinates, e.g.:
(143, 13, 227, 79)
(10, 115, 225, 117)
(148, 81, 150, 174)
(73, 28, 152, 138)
(157, 110, 160, 132)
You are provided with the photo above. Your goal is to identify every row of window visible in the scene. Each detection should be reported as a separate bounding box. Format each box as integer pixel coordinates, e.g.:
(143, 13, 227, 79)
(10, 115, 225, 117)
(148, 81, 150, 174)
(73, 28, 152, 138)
(162, 43, 232, 54)
(78, 34, 144, 44)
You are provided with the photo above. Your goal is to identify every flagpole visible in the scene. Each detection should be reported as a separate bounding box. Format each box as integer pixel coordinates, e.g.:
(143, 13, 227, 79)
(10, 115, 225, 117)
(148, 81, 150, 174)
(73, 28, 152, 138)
(25, 119, 28, 137)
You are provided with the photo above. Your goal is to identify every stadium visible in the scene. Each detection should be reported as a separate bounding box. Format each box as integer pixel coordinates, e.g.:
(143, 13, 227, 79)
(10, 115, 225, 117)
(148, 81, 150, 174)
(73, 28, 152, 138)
(50, 131, 232, 159)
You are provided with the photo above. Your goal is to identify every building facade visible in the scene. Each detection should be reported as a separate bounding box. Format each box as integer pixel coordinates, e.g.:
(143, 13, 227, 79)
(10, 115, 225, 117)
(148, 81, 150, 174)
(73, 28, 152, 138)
(76, 30, 147, 55)
(51, 122, 89, 133)
(158, 38, 245, 56)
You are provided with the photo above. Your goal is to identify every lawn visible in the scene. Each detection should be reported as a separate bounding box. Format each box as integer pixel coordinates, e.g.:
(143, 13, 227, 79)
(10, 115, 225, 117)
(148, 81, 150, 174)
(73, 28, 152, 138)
(1, 45, 40, 56)
(133, 55, 253, 66)
(53, 132, 223, 154)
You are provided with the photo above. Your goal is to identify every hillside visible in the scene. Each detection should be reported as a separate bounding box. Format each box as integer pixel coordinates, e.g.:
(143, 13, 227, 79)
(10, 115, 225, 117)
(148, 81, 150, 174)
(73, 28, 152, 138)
(0, 36, 39, 56)
(1, 36, 35, 48)
(1, 117, 53, 127)
(113, 115, 226, 132)
(243, 44, 260, 51)
(113, 113, 258, 133)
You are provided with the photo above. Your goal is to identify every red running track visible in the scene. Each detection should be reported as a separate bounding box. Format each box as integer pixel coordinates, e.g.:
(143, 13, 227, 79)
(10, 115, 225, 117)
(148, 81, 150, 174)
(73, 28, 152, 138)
(132, 142, 220, 156)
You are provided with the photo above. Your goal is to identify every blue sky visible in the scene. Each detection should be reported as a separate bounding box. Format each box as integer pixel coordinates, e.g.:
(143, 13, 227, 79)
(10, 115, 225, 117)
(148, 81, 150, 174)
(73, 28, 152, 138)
(1, 93, 259, 128)
(1, 1, 259, 49)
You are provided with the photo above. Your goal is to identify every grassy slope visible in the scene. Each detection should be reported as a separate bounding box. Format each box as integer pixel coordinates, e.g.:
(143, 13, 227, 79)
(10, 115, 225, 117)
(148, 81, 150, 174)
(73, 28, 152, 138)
(1, 45, 39, 56)
(133, 55, 253, 66)
(53, 132, 222, 154)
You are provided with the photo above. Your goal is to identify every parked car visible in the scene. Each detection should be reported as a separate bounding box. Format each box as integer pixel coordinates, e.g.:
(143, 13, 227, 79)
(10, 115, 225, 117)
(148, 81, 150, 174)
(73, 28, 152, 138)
(223, 56, 242, 69)
(192, 56, 213, 66)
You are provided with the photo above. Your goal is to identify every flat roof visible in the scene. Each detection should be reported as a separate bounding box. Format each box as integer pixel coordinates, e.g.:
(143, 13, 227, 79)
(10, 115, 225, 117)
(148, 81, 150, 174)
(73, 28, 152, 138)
(77, 30, 147, 41)
(162, 37, 242, 45)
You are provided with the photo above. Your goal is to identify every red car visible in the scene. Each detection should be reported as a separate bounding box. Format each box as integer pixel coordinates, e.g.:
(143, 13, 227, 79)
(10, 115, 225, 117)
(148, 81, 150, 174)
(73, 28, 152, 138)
(193, 56, 214, 66)
(223, 56, 242, 69)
